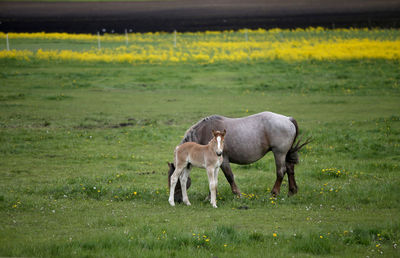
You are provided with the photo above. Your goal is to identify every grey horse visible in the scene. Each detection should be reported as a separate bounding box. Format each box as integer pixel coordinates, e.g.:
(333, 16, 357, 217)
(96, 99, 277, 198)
(168, 111, 310, 202)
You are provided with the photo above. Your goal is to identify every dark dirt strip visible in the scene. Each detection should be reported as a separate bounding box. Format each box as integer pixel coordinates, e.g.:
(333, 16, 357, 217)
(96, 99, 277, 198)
(1, 0, 400, 33)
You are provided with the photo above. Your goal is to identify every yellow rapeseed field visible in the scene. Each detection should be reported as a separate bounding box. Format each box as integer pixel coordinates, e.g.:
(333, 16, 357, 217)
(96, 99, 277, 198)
(0, 28, 399, 63)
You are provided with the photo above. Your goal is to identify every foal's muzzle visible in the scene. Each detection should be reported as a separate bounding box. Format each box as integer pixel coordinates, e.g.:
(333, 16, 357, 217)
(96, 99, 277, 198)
(216, 151, 222, 156)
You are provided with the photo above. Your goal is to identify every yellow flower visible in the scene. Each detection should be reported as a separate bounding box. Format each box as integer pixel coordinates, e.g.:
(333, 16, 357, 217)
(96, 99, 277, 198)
(224, 244, 228, 247)
(273, 233, 277, 237)
(320, 235, 323, 239)
(133, 192, 137, 195)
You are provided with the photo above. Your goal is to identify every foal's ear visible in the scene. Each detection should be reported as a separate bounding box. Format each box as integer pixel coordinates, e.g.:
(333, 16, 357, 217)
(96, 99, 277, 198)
(212, 129, 216, 136)
(223, 129, 226, 136)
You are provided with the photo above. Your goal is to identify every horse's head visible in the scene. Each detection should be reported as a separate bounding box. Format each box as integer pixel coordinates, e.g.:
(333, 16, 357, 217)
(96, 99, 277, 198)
(212, 129, 226, 156)
(167, 162, 191, 202)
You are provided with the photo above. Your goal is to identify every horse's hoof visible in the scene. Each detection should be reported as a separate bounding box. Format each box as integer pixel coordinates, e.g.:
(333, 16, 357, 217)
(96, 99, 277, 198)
(288, 188, 298, 197)
(232, 189, 241, 197)
(212, 204, 218, 208)
(169, 200, 175, 207)
(184, 201, 191, 206)
(174, 196, 183, 203)
(270, 191, 279, 197)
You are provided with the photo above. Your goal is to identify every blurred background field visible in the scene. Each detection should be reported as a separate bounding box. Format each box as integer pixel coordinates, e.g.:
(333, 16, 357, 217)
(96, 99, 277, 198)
(0, 29, 399, 257)
(1, 28, 400, 63)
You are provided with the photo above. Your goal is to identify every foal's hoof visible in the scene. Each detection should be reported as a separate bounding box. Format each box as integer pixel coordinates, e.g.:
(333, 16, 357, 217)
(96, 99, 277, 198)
(212, 204, 218, 208)
(184, 201, 191, 206)
(168, 200, 175, 207)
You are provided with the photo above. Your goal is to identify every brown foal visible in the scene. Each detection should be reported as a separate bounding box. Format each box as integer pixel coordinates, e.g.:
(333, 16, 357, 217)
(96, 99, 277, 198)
(168, 130, 226, 208)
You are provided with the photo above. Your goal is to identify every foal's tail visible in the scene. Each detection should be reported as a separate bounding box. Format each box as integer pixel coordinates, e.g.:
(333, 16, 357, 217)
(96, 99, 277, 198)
(286, 118, 312, 165)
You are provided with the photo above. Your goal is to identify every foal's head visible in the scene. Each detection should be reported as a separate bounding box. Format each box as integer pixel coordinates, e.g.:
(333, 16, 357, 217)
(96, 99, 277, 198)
(211, 129, 226, 156)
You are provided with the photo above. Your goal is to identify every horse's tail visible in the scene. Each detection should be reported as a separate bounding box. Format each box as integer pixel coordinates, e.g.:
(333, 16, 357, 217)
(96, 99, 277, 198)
(286, 117, 312, 165)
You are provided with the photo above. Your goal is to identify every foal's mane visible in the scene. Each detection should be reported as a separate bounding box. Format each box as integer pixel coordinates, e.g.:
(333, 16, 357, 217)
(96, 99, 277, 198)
(180, 115, 223, 145)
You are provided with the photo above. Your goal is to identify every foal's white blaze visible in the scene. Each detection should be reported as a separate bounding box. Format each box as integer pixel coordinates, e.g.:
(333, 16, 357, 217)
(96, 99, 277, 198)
(217, 136, 222, 153)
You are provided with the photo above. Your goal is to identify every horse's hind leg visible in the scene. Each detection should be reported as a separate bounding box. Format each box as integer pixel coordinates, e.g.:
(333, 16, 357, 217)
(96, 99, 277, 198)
(220, 161, 241, 196)
(286, 162, 298, 196)
(179, 167, 191, 206)
(271, 151, 287, 196)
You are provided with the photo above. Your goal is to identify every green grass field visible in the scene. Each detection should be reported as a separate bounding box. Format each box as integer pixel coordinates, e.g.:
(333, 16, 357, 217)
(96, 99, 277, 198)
(1, 37, 400, 257)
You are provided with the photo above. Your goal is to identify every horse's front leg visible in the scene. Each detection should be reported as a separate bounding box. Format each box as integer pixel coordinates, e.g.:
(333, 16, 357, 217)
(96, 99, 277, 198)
(179, 167, 191, 206)
(207, 167, 217, 208)
(220, 160, 241, 197)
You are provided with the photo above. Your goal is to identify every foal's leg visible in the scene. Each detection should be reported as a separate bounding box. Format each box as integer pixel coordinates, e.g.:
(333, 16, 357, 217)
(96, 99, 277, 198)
(220, 161, 241, 196)
(214, 167, 219, 203)
(168, 165, 185, 206)
(207, 167, 217, 208)
(179, 167, 191, 206)
(271, 151, 287, 196)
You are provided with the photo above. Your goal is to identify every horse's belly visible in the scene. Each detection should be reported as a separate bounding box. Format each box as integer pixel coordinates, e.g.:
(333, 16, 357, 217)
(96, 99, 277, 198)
(226, 146, 269, 165)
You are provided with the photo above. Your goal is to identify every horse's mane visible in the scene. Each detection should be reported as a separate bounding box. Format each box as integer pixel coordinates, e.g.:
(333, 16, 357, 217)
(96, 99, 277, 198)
(180, 115, 223, 144)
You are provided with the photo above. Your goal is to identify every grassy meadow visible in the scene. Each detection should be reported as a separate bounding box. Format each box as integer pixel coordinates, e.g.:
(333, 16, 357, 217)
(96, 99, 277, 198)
(0, 30, 400, 257)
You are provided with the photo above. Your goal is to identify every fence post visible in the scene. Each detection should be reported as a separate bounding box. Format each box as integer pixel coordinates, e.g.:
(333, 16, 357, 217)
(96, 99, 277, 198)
(97, 31, 101, 50)
(6, 33, 10, 51)
(174, 30, 177, 48)
(125, 29, 129, 46)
